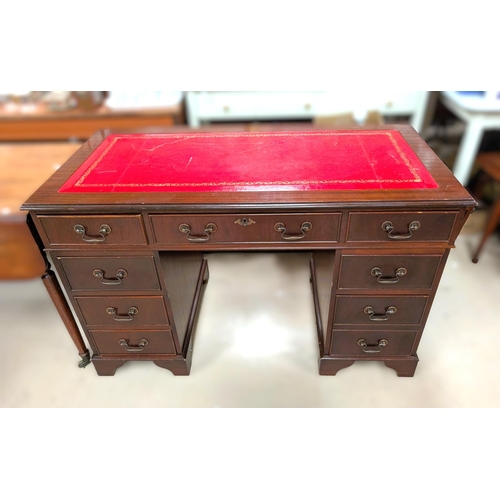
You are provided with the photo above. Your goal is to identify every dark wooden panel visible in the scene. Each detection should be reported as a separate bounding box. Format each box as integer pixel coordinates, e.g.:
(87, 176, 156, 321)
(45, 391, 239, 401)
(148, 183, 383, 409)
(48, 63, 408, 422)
(89, 329, 176, 355)
(57, 255, 160, 291)
(346, 211, 458, 242)
(159, 252, 205, 350)
(75, 296, 169, 328)
(331, 329, 417, 356)
(310, 251, 336, 347)
(39, 215, 147, 246)
(338, 254, 442, 290)
(334, 295, 428, 326)
(150, 213, 341, 246)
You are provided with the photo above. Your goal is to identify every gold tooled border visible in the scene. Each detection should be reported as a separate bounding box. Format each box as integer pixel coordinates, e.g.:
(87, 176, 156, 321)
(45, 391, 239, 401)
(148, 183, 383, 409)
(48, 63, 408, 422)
(72, 131, 429, 189)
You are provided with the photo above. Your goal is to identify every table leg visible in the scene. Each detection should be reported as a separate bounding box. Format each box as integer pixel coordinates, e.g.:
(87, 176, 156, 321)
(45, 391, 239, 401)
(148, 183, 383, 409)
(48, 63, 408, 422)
(27, 213, 91, 368)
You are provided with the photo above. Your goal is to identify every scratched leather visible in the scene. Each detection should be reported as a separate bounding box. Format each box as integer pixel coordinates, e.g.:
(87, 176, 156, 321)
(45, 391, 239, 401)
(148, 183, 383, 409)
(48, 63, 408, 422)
(59, 130, 438, 193)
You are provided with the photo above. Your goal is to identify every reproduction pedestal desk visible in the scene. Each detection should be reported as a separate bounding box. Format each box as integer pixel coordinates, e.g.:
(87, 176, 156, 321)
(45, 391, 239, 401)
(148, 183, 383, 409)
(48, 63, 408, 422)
(22, 126, 476, 377)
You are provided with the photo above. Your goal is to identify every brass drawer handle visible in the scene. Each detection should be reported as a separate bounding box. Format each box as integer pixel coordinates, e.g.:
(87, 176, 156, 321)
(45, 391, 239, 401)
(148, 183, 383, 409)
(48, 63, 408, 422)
(179, 223, 217, 242)
(118, 338, 149, 352)
(106, 306, 138, 321)
(381, 220, 420, 240)
(357, 338, 389, 353)
(74, 223, 111, 243)
(93, 268, 127, 285)
(364, 305, 397, 321)
(371, 267, 407, 284)
(274, 221, 312, 240)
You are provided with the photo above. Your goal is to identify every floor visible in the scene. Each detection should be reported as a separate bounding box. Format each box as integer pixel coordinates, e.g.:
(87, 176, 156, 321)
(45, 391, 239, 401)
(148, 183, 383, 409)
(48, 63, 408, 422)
(1, 220, 500, 407)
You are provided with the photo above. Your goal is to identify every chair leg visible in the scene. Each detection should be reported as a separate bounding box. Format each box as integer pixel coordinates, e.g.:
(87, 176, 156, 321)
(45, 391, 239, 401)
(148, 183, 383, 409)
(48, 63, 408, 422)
(472, 198, 500, 263)
(471, 170, 489, 201)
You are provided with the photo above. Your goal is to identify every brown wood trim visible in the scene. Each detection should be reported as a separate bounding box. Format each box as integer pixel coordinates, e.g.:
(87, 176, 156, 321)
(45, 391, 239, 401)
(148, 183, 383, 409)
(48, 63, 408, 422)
(21, 126, 477, 210)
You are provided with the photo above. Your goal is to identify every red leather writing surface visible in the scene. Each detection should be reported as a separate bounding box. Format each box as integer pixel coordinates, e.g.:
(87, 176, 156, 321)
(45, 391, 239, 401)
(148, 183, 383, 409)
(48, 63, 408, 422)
(59, 131, 438, 193)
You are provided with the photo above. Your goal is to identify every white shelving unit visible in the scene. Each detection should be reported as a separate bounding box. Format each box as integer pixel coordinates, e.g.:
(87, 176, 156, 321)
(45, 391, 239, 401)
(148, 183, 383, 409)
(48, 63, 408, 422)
(186, 91, 429, 132)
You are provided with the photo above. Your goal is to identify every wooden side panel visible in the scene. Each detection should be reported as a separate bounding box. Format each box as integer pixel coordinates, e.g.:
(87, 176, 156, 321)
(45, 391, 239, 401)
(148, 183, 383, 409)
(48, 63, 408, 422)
(310, 251, 336, 347)
(159, 252, 205, 350)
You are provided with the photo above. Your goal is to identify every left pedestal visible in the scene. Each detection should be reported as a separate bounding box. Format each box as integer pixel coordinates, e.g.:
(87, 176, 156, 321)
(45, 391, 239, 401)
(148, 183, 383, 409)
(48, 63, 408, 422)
(29, 208, 209, 376)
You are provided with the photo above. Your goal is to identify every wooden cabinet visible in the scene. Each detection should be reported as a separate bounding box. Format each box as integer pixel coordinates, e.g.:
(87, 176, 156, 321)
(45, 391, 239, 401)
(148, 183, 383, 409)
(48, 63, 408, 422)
(22, 126, 476, 377)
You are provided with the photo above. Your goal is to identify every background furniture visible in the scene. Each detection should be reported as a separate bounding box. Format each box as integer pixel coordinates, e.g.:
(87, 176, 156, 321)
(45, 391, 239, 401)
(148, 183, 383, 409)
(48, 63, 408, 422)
(0, 142, 81, 279)
(471, 152, 500, 263)
(0, 104, 184, 141)
(440, 91, 500, 186)
(22, 126, 475, 377)
(186, 91, 430, 132)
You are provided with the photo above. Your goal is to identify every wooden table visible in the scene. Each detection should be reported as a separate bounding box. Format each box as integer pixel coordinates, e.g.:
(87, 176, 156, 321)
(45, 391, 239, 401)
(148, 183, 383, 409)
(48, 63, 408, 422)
(0, 142, 82, 279)
(22, 126, 476, 377)
(0, 105, 183, 141)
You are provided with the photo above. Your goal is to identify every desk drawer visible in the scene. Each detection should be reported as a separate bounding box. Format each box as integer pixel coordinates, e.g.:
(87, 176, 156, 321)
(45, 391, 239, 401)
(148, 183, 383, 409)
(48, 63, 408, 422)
(39, 215, 147, 246)
(150, 213, 341, 245)
(57, 256, 160, 291)
(333, 295, 428, 326)
(338, 254, 442, 290)
(75, 296, 170, 328)
(331, 329, 416, 356)
(347, 211, 457, 243)
(89, 329, 176, 355)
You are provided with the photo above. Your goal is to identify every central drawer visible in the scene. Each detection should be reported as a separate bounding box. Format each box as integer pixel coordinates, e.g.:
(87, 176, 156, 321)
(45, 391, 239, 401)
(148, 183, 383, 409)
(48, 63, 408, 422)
(150, 213, 341, 245)
(333, 295, 428, 327)
(75, 296, 170, 328)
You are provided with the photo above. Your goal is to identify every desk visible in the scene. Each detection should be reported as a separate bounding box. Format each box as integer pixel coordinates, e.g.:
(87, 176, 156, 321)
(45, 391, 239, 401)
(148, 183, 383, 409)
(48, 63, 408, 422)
(22, 126, 475, 377)
(440, 91, 500, 185)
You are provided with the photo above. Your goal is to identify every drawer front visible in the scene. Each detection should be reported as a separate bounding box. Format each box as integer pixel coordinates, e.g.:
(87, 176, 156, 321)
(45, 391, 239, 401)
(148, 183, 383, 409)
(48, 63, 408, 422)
(347, 211, 458, 243)
(334, 295, 428, 326)
(75, 296, 169, 328)
(57, 256, 160, 291)
(39, 215, 147, 246)
(150, 213, 341, 245)
(331, 329, 417, 356)
(89, 329, 176, 355)
(338, 254, 442, 290)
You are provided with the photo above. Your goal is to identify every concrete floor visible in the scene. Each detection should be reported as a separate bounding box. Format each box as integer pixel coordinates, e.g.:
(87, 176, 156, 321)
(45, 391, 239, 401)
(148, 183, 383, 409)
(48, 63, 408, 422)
(1, 226, 499, 407)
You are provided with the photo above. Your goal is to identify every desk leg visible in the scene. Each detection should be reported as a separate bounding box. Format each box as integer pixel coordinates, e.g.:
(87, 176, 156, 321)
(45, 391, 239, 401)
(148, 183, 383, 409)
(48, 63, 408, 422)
(384, 356, 419, 377)
(453, 119, 483, 185)
(320, 357, 419, 376)
(319, 359, 355, 375)
(27, 214, 91, 368)
(41, 271, 91, 368)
